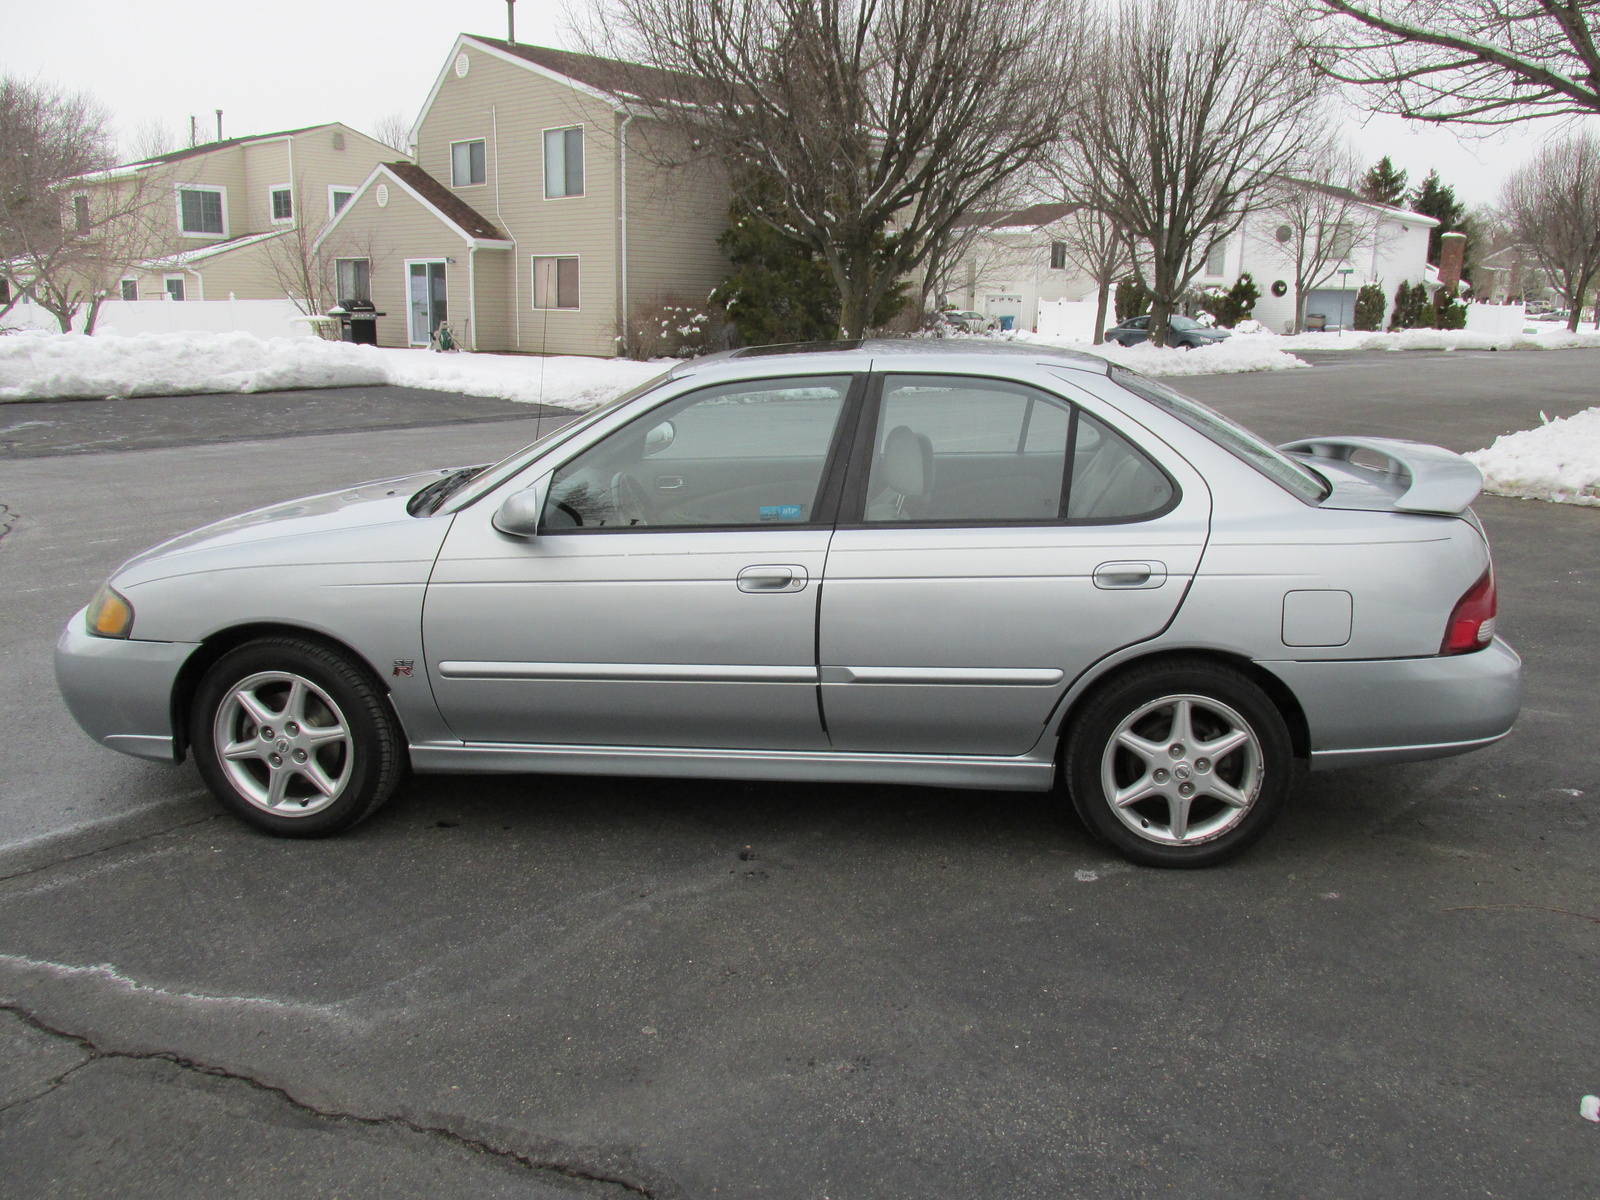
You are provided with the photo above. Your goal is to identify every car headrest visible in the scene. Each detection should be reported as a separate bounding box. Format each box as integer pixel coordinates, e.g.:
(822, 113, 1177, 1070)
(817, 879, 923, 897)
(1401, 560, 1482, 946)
(881, 425, 934, 498)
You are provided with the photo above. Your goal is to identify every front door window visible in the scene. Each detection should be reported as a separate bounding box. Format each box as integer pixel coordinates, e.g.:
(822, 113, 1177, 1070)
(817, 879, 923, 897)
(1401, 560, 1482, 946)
(408, 262, 446, 344)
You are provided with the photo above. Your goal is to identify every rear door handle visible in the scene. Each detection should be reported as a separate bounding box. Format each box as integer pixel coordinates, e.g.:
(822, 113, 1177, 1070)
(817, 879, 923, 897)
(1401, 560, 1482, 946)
(737, 565, 808, 593)
(655, 476, 684, 490)
(1093, 561, 1166, 589)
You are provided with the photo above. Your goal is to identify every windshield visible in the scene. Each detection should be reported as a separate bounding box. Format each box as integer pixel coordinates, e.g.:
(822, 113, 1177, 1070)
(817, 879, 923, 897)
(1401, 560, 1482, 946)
(434, 369, 674, 512)
(1169, 316, 1200, 332)
(1109, 368, 1329, 504)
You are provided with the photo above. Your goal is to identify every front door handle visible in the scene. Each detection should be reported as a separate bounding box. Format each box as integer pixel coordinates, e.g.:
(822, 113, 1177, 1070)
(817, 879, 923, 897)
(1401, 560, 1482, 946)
(737, 565, 808, 593)
(1093, 560, 1167, 589)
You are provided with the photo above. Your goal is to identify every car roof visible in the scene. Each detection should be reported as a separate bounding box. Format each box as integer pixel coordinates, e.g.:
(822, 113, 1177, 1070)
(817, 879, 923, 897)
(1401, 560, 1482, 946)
(671, 337, 1113, 379)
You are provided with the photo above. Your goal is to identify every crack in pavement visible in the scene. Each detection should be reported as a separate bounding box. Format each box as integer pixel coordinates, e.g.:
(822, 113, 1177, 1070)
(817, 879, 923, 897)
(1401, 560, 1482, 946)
(0, 1002, 685, 1199)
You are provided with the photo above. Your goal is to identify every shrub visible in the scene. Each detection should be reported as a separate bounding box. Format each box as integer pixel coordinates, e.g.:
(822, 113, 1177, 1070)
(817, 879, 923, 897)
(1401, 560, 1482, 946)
(617, 296, 728, 360)
(1352, 283, 1386, 331)
(1434, 286, 1467, 330)
(1389, 280, 1428, 330)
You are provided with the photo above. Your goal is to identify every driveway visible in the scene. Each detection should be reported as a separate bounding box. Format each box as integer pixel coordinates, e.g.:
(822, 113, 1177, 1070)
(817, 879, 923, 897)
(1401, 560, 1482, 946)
(1, 353, 1596, 1198)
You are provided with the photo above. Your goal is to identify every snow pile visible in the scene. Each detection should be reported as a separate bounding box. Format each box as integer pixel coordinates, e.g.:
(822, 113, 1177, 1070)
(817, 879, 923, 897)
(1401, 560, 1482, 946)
(1237, 326, 1600, 354)
(0, 330, 666, 411)
(1010, 329, 1311, 375)
(1466, 408, 1600, 506)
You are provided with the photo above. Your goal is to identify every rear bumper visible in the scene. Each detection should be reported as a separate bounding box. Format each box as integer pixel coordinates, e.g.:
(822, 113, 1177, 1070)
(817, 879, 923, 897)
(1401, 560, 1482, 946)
(1260, 638, 1522, 771)
(55, 610, 197, 763)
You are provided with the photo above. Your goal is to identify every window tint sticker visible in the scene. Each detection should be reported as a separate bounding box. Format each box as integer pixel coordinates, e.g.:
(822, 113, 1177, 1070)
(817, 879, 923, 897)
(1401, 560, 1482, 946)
(760, 504, 805, 522)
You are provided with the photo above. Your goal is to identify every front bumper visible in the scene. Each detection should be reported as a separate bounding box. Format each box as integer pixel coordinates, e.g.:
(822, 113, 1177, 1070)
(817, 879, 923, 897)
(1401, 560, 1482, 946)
(55, 609, 198, 762)
(1261, 638, 1523, 770)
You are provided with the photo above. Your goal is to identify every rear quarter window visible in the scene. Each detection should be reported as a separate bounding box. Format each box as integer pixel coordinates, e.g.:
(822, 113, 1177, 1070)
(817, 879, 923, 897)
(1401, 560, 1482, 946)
(1110, 368, 1329, 504)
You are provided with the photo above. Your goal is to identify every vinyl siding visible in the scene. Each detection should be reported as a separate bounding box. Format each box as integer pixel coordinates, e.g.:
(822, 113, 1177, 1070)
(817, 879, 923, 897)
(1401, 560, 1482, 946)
(418, 44, 621, 356)
(323, 178, 471, 348)
(471, 248, 513, 351)
(623, 121, 729, 314)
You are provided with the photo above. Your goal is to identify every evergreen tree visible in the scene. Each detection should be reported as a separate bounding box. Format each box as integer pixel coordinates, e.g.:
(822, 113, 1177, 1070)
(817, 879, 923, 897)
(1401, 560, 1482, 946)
(1409, 170, 1467, 264)
(1352, 282, 1386, 331)
(1389, 280, 1429, 330)
(1434, 285, 1467, 330)
(1114, 276, 1151, 321)
(1221, 272, 1260, 326)
(1360, 156, 1408, 207)
(712, 173, 907, 346)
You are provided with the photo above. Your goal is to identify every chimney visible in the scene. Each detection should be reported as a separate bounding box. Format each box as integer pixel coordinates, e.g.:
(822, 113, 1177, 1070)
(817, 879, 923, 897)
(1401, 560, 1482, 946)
(215, 110, 224, 141)
(507, 0, 516, 42)
(189, 115, 198, 146)
(1439, 230, 1467, 292)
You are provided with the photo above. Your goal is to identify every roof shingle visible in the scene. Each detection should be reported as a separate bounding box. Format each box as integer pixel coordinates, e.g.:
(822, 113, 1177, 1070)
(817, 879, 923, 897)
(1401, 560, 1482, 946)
(382, 161, 507, 240)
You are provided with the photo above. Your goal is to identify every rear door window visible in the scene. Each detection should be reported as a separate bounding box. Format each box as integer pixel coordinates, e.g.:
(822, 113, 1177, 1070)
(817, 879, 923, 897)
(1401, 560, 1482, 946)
(856, 374, 1174, 524)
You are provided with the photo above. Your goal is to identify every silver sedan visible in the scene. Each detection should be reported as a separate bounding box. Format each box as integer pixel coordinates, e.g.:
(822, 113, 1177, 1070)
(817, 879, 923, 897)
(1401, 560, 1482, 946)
(56, 341, 1521, 867)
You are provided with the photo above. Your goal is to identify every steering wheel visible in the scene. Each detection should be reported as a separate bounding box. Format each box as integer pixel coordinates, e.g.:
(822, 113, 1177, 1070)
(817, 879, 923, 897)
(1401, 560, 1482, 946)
(607, 472, 654, 527)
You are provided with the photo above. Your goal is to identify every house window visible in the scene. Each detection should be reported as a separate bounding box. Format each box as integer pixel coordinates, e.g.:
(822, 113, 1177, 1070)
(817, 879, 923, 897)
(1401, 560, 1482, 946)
(532, 256, 579, 309)
(165, 276, 185, 302)
(329, 188, 355, 217)
(0, 278, 10, 306)
(336, 258, 371, 304)
(451, 139, 486, 186)
(73, 194, 90, 234)
(543, 127, 584, 198)
(178, 187, 225, 235)
(271, 187, 293, 222)
(1205, 242, 1226, 276)
(120, 278, 138, 301)
(1049, 241, 1067, 270)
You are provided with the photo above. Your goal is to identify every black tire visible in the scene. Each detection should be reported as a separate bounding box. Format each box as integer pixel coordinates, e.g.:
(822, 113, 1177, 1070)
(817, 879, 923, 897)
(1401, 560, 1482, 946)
(1062, 658, 1292, 868)
(190, 636, 405, 837)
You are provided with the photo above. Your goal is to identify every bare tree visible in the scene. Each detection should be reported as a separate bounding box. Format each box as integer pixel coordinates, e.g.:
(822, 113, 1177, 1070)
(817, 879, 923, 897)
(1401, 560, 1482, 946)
(1301, 0, 1600, 126)
(1053, 206, 1130, 344)
(1500, 131, 1600, 331)
(587, 0, 1086, 337)
(260, 179, 390, 326)
(0, 76, 168, 332)
(369, 112, 412, 155)
(1258, 142, 1387, 332)
(127, 117, 177, 161)
(1060, 0, 1323, 346)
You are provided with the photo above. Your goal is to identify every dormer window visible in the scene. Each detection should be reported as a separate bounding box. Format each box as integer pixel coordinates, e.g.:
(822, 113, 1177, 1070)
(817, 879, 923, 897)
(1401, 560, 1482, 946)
(451, 139, 486, 187)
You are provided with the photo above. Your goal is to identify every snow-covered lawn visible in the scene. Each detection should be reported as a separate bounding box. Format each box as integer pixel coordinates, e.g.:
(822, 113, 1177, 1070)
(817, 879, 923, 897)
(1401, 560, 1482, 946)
(0, 331, 666, 411)
(1467, 409, 1600, 507)
(1243, 326, 1600, 354)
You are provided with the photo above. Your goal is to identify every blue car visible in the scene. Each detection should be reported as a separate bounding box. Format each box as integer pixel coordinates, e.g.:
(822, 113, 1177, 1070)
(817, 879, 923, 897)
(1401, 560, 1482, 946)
(1105, 314, 1230, 349)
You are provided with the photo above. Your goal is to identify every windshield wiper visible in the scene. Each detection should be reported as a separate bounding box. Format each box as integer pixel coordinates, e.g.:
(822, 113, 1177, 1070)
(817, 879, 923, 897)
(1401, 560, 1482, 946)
(407, 465, 485, 517)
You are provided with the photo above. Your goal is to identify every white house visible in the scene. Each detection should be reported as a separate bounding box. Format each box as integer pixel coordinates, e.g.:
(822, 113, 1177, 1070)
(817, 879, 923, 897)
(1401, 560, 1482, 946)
(943, 185, 1439, 336)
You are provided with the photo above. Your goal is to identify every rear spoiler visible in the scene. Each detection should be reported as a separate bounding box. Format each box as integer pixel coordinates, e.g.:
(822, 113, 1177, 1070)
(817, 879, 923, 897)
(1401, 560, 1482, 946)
(1279, 436, 1483, 516)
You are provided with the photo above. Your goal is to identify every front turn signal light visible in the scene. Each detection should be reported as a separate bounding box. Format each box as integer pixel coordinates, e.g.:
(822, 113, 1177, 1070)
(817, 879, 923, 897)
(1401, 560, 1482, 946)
(86, 584, 134, 639)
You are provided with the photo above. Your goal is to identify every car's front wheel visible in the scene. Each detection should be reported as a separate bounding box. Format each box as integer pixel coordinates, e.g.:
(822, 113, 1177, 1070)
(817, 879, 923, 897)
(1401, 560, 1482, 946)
(190, 637, 404, 837)
(1063, 659, 1292, 867)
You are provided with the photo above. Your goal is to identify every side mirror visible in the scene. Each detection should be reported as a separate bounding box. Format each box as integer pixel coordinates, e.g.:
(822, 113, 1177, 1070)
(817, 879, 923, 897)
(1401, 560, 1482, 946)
(492, 486, 544, 538)
(643, 420, 676, 457)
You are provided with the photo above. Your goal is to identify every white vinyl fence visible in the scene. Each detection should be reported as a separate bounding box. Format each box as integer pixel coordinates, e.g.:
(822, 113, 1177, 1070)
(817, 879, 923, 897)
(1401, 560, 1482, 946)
(1464, 303, 1527, 338)
(3, 297, 316, 340)
(1036, 299, 1105, 342)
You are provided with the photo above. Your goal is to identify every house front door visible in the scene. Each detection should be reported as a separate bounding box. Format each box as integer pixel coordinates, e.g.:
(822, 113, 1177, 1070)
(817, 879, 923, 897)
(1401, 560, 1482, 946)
(407, 260, 446, 345)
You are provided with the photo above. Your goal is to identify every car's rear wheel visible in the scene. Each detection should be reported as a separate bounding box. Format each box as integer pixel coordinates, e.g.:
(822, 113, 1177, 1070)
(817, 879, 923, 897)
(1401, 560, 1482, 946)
(1063, 659, 1292, 867)
(190, 637, 404, 837)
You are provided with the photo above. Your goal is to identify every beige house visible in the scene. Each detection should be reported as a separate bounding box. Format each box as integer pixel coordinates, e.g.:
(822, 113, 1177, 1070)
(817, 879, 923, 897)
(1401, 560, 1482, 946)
(315, 35, 730, 355)
(76, 123, 397, 305)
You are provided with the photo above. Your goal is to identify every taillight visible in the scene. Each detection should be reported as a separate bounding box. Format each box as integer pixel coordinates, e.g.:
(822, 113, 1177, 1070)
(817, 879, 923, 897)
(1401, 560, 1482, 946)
(1441, 569, 1496, 654)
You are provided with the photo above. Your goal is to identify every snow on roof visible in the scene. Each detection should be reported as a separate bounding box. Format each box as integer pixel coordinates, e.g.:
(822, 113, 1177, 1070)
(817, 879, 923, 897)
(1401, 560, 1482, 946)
(955, 202, 1077, 231)
(144, 229, 291, 269)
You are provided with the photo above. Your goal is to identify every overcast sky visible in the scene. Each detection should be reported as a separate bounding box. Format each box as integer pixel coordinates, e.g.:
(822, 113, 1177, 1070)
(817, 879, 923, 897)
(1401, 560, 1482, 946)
(1, 0, 1586, 208)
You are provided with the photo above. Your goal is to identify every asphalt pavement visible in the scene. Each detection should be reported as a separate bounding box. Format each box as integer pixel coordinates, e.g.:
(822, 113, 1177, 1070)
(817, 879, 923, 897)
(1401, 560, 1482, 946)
(1, 351, 1597, 1198)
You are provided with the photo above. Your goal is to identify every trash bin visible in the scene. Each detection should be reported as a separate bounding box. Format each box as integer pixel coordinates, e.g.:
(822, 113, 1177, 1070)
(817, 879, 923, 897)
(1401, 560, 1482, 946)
(998, 315, 1015, 331)
(1305, 313, 1327, 331)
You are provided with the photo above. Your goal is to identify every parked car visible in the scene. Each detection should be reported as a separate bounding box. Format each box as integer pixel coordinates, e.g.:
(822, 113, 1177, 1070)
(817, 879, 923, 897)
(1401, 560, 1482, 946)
(1105, 314, 1231, 348)
(938, 310, 997, 333)
(57, 341, 1520, 867)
